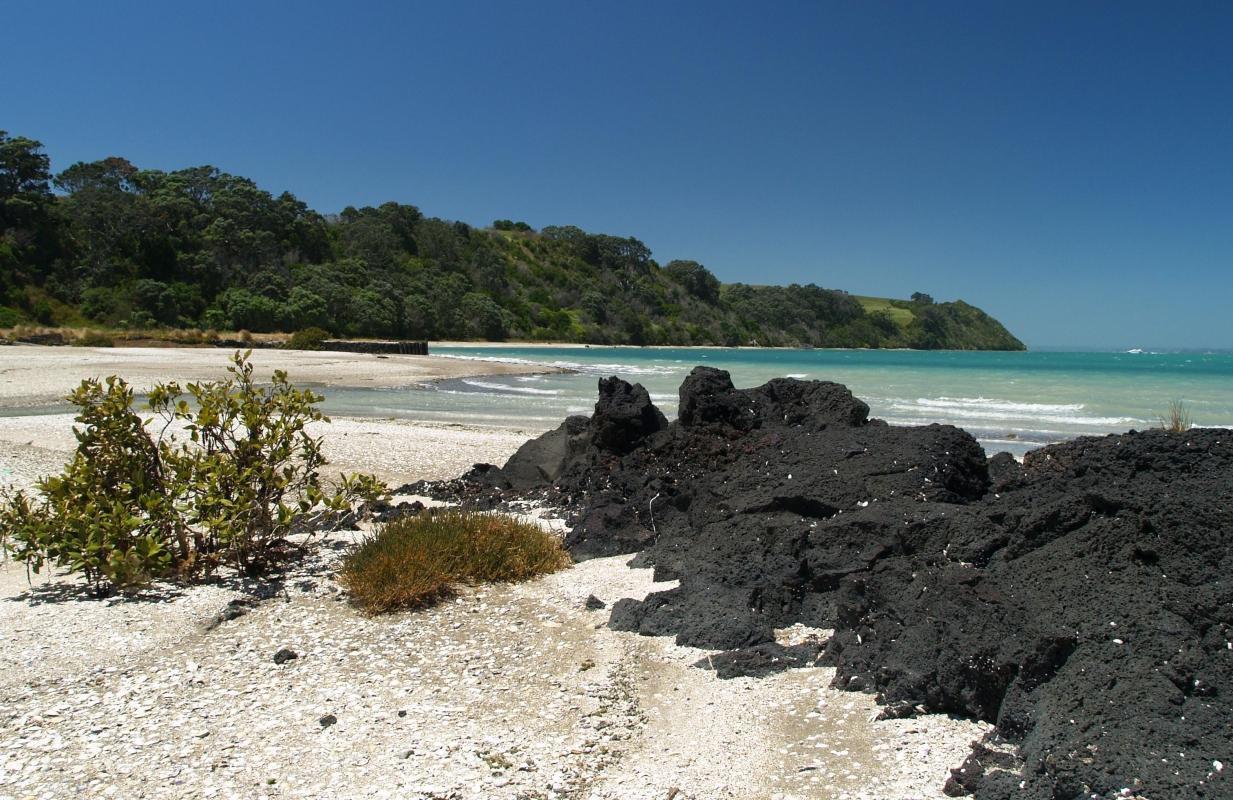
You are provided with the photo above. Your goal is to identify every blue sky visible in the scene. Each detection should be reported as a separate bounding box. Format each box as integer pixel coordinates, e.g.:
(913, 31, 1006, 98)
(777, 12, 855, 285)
(5, 1, 1231, 349)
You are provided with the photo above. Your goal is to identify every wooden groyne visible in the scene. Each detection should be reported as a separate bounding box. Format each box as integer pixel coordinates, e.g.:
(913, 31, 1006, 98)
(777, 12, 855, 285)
(319, 340, 429, 355)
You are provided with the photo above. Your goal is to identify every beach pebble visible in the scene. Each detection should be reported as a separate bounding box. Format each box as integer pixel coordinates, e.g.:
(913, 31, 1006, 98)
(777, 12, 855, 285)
(273, 648, 299, 665)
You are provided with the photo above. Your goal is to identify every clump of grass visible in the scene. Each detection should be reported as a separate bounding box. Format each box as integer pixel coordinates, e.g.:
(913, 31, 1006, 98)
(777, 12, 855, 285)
(1158, 399, 1192, 433)
(338, 510, 571, 614)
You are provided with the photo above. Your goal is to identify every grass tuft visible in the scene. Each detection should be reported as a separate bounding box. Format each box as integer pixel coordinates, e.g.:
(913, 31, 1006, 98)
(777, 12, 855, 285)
(1159, 399, 1192, 433)
(71, 330, 116, 347)
(337, 510, 571, 614)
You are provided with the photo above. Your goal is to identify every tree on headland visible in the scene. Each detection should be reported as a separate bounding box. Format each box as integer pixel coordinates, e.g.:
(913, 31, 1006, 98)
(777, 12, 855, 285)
(0, 132, 54, 244)
(0, 132, 59, 314)
(0, 128, 1026, 350)
(664, 260, 721, 304)
(493, 219, 533, 232)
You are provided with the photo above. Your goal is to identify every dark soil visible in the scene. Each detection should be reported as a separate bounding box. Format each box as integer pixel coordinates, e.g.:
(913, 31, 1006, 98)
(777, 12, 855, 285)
(413, 367, 1233, 799)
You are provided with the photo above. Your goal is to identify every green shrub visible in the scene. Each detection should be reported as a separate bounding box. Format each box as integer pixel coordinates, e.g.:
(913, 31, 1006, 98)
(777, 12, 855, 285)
(31, 298, 54, 325)
(284, 327, 331, 351)
(0, 351, 385, 594)
(0, 376, 183, 591)
(338, 510, 570, 614)
(0, 306, 27, 328)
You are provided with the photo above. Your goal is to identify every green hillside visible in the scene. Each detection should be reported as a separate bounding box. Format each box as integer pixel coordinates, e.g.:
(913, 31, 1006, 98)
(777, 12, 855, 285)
(0, 130, 1025, 350)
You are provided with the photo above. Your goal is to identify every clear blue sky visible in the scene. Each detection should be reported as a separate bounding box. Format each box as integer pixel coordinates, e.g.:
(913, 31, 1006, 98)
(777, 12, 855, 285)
(5, 1, 1231, 349)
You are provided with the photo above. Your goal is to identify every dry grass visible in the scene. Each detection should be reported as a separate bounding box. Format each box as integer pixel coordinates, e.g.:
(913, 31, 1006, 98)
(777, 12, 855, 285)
(337, 510, 571, 614)
(1159, 399, 1193, 433)
(0, 325, 290, 347)
(70, 330, 116, 347)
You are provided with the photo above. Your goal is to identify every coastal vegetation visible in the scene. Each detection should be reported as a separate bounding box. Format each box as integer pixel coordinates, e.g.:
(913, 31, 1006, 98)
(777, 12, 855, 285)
(0, 130, 1024, 350)
(1159, 399, 1193, 432)
(0, 352, 385, 594)
(338, 510, 571, 614)
(283, 326, 331, 351)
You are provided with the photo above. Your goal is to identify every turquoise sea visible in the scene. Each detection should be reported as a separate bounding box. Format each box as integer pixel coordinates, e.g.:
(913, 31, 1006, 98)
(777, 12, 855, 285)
(320, 346, 1233, 458)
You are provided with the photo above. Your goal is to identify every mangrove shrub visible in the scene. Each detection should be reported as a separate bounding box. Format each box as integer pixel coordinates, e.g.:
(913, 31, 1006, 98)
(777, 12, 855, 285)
(0, 351, 385, 594)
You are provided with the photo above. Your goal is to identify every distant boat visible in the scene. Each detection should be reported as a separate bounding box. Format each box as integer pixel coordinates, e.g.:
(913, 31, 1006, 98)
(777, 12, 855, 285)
(1126, 348, 1145, 354)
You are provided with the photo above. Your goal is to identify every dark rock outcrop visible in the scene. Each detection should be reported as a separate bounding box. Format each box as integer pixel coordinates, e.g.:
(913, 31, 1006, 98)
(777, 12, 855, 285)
(502, 415, 590, 491)
(415, 369, 1233, 800)
(590, 376, 668, 454)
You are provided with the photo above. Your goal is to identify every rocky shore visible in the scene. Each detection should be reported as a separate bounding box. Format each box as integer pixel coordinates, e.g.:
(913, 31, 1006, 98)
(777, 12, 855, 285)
(418, 367, 1232, 799)
(0, 350, 989, 799)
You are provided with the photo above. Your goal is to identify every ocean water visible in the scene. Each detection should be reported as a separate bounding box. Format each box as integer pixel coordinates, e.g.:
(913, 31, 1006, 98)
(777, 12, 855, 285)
(319, 346, 1233, 458)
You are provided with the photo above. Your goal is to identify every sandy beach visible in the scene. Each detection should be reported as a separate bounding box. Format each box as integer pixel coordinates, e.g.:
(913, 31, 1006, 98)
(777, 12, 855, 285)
(0, 346, 986, 799)
(0, 344, 560, 409)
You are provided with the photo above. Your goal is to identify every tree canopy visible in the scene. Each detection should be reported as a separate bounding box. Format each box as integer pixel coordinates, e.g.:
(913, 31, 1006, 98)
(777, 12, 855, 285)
(0, 130, 1025, 350)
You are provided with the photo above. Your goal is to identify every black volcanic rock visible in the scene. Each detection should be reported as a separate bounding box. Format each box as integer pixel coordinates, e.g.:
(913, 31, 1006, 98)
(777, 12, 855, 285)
(502, 414, 591, 491)
(273, 648, 299, 665)
(693, 641, 826, 679)
(677, 367, 872, 433)
(416, 369, 1233, 799)
(746, 375, 872, 431)
(590, 376, 668, 454)
(677, 366, 758, 430)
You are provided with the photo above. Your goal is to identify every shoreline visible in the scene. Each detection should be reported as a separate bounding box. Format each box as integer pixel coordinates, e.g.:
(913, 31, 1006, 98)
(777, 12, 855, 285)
(0, 344, 559, 491)
(0, 345, 562, 409)
(433, 340, 1031, 353)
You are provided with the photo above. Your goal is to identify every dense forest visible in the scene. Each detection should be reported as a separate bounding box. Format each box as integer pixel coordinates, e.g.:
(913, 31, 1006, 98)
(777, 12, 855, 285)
(0, 131, 1024, 350)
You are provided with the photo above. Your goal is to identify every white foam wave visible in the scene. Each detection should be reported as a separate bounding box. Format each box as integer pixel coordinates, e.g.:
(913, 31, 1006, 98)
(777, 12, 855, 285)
(434, 354, 547, 367)
(914, 396, 1085, 414)
(876, 417, 1116, 440)
(460, 380, 561, 396)
(442, 353, 679, 376)
(883, 402, 1141, 427)
(545, 360, 679, 376)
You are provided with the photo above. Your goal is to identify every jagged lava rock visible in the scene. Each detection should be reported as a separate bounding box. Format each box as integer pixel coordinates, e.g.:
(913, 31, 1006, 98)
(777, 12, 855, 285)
(590, 375, 668, 454)
(420, 367, 1232, 799)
